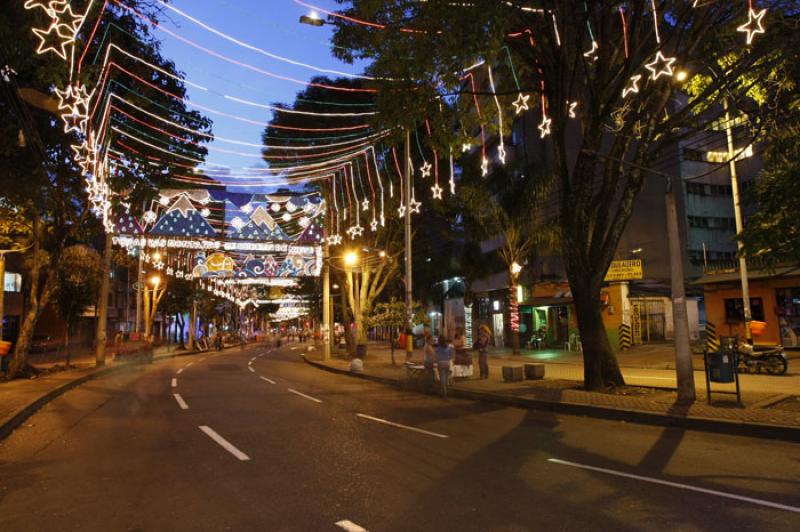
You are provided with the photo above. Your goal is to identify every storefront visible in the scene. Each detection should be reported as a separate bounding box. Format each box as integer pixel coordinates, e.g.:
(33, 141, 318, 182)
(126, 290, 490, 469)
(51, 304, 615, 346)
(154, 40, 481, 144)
(697, 265, 800, 348)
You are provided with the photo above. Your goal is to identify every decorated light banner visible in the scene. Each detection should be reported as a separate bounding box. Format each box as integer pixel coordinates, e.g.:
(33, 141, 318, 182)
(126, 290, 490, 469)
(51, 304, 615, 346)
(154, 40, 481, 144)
(113, 189, 325, 284)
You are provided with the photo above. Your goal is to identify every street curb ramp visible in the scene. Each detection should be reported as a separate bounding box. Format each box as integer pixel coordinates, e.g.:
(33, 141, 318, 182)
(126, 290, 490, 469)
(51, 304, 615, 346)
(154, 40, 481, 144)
(301, 356, 800, 443)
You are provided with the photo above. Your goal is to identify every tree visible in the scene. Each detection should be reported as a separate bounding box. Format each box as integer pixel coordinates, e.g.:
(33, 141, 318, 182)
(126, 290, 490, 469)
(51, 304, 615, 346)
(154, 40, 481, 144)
(458, 162, 557, 355)
(365, 298, 428, 364)
(740, 48, 800, 265)
(161, 279, 194, 349)
(331, 1, 796, 389)
(143, 276, 166, 344)
(0, 1, 211, 377)
(53, 245, 101, 366)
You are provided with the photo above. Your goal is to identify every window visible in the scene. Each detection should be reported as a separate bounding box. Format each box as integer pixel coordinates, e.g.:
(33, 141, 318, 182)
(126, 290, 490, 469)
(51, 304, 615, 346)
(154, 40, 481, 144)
(776, 288, 800, 318)
(724, 297, 765, 323)
(4, 272, 21, 292)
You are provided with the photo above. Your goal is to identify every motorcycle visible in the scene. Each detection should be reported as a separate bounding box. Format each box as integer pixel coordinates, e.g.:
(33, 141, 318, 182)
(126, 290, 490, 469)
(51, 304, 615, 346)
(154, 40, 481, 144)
(737, 342, 789, 375)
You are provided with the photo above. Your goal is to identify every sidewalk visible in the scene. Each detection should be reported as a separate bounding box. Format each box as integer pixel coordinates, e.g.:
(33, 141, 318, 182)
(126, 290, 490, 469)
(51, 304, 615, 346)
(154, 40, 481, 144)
(308, 343, 800, 441)
(488, 342, 800, 374)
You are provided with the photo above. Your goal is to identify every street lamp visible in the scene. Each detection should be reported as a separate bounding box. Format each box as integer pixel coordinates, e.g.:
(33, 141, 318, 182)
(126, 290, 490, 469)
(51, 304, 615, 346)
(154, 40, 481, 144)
(343, 250, 360, 267)
(149, 274, 161, 288)
(299, 12, 325, 26)
(511, 261, 523, 275)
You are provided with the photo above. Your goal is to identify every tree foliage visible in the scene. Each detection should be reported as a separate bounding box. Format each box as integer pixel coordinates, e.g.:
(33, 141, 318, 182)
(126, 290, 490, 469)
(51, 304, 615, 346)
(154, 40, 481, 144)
(330, 0, 799, 389)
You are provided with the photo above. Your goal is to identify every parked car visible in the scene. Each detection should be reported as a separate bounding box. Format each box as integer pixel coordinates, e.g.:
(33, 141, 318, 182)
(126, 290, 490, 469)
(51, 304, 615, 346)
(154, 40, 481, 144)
(30, 335, 59, 353)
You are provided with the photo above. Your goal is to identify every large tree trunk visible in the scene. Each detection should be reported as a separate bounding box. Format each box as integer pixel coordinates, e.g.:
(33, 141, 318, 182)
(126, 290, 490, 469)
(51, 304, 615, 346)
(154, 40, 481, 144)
(570, 277, 625, 390)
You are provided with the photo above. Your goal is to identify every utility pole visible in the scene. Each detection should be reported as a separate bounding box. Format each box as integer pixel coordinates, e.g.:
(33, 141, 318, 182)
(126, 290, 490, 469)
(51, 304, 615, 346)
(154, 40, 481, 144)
(95, 232, 113, 366)
(404, 129, 414, 357)
(322, 240, 331, 360)
(0, 252, 6, 342)
(665, 178, 696, 403)
(723, 97, 753, 343)
(134, 245, 144, 335)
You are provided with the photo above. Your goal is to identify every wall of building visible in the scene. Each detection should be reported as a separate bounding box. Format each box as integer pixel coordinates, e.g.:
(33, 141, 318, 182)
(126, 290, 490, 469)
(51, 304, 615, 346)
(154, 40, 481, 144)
(703, 275, 800, 346)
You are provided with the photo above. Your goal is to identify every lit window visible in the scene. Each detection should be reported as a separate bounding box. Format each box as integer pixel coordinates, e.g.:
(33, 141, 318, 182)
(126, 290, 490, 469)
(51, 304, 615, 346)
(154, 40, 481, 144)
(4, 272, 21, 292)
(706, 144, 754, 164)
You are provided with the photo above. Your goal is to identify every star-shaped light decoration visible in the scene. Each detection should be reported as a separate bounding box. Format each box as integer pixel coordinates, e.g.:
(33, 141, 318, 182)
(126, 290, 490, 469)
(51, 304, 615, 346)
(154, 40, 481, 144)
(408, 199, 422, 214)
(347, 225, 364, 239)
(568, 101, 578, 118)
(327, 234, 343, 246)
(538, 115, 552, 138)
(50, 2, 85, 36)
(461, 143, 472, 153)
(55, 83, 93, 134)
(512, 93, 530, 115)
(361, 198, 370, 211)
(397, 204, 406, 217)
(370, 218, 379, 232)
(645, 51, 676, 81)
(420, 161, 432, 178)
(32, 22, 71, 60)
(431, 184, 443, 200)
(480, 156, 489, 177)
(622, 74, 643, 98)
(498, 144, 507, 165)
(583, 40, 599, 61)
(737, 8, 766, 45)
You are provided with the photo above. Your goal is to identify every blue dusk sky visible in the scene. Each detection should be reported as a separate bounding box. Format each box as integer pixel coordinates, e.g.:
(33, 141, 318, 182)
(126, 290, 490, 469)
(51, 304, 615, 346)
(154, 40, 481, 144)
(154, 0, 367, 183)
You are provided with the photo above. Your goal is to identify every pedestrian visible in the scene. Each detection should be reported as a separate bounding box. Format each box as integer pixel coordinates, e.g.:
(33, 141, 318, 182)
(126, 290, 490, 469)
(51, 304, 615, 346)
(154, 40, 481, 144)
(423, 333, 436, 388)
(435, 335, 454, 398)
(475, 325, 492, 379)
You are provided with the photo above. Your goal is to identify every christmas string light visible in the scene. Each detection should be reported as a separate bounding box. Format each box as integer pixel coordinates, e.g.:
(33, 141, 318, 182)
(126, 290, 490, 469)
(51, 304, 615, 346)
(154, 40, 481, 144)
(153, 0, 378, 81)
(486, 65, 506, 164)
(737, 2, 766, 45)
(463, 72, 488, 176)
(110, 0, 377, 93)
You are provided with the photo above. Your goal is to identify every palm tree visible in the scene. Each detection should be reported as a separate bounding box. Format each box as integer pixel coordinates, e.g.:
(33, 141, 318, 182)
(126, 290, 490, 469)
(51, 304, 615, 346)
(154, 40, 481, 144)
(459, 165, 556, 355)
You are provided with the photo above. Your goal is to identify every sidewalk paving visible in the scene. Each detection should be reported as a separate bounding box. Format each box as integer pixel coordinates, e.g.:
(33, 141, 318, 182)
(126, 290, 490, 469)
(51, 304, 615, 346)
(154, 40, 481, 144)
(309, 343, 800, 440)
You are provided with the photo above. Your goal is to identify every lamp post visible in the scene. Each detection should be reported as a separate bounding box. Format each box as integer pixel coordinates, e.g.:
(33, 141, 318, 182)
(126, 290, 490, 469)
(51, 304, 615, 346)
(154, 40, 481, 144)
(678, 65, 753, 343)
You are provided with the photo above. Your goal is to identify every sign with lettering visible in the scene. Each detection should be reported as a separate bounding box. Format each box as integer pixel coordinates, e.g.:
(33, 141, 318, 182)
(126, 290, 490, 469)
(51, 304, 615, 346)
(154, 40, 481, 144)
(604, 260, 644, 282)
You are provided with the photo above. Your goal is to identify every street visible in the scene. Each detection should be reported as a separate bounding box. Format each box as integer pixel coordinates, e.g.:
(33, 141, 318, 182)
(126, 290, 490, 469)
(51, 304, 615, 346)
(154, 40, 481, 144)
(1, 344, 798, 531)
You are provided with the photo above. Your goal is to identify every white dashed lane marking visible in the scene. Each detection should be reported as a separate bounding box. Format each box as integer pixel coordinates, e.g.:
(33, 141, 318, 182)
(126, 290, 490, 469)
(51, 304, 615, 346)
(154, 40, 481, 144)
(173, 393, 189, 410)
(547, 459, 800, 513)
(199, 426, 250, 461)
(259, 376, 276, 385)
(287, 388, 322, 404)
(355, 413, 448, 439)
(336, 520, 368, 531)
(171, 378, 177, 388)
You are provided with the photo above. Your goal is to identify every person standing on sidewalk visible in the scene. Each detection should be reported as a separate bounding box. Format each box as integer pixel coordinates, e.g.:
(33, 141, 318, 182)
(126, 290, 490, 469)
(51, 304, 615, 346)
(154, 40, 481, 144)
(435, 336, 454, 398)
(423, 333, 436, 388)
(475, 325, 492, 379)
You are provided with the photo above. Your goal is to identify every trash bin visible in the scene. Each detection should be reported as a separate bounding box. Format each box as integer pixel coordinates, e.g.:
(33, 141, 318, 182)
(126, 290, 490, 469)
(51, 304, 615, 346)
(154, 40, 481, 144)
(707, 350, 736, 383)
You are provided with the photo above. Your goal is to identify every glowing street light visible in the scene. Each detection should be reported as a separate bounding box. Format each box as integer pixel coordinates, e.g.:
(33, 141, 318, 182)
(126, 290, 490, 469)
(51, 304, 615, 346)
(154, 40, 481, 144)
(343, 250, 359, 267)
(149, 274, 161, 287)
(511, 262, 523, 275)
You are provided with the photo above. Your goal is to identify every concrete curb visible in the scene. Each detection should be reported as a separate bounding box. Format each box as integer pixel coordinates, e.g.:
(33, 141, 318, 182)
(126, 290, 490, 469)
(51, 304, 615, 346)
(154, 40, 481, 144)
(0, 345, 227, 443)
(302, 356, 800, 443)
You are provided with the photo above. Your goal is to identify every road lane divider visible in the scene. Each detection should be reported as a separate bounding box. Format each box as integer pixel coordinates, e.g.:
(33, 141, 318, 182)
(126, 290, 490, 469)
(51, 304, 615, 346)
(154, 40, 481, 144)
(259, 376, 276, 385)
(248, 366, 255, 373)
(287, 388, 323, 404)
(547, 458, 800, 513)
(176, 368, 184, 375)
(199, 425, 250, 461)
(355, 413, 448, 439)
(173, 393, 189, 410)
(171, 378, 177, 388)
(335, 520, 368, 531)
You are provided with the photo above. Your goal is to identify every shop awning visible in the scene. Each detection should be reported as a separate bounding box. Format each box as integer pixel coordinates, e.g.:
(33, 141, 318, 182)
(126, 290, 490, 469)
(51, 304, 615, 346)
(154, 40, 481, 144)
(691, 265, 800, 286)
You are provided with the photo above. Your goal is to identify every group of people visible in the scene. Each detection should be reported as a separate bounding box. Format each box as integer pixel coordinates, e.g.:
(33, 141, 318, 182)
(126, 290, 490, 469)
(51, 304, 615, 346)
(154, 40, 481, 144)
(423, 325, 492, 398)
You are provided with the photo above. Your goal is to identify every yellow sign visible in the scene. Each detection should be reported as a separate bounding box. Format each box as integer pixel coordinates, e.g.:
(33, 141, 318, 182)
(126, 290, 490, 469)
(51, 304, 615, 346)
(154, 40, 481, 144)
(605, 260, 643, 282)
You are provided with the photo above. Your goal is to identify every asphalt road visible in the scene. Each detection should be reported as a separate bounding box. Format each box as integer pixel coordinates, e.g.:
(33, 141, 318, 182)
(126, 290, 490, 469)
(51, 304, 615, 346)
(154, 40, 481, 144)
(1, 343, 799, 531)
